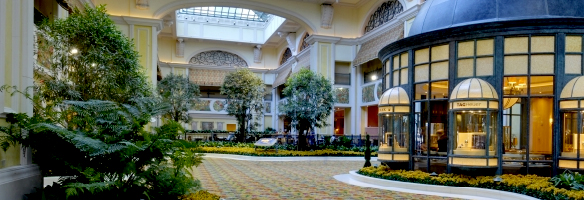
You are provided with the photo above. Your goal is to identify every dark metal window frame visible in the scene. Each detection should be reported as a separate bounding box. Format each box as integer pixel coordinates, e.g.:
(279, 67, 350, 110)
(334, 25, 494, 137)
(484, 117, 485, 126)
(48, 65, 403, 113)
(364, 0, 404, 33)
(177, 7, 272, 22)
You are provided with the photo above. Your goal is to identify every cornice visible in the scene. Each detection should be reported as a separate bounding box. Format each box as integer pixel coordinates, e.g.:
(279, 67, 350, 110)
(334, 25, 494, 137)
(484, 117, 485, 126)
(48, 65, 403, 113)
(305, 35, 342, 44)
(158, 61, 271, 73)
(109, 16, 163, 32)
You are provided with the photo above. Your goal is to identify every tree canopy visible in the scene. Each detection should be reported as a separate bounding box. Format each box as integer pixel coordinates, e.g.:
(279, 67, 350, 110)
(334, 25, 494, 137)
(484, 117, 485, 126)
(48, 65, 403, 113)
(280, 68, 335, 148)
(220, 68, 265, 142)
(158, 73, 200, 123)
(35, 4, 152, 105)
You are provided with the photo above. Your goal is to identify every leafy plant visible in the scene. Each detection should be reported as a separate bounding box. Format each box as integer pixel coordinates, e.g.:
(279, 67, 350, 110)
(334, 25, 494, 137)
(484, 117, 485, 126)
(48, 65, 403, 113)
(35, 4, 151, 105)
(551, 170, 584, 190)
(279, 68, 335, 150)
(158, 73, 201, 125)
(220, 68, 265, 142)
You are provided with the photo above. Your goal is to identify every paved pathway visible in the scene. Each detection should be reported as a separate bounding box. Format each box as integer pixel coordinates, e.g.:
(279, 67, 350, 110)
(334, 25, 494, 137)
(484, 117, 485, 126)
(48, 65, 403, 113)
(191, 156, 465, 200)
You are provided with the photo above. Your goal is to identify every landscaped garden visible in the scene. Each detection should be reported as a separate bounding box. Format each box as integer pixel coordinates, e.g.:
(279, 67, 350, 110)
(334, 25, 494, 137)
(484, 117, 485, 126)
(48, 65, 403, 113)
(358, 165, 584, 200)
(193, 141, 378, 157)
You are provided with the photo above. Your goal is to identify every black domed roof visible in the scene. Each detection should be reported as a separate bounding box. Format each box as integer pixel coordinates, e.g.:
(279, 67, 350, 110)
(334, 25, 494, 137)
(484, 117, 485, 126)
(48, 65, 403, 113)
(409, 0, 584, 36)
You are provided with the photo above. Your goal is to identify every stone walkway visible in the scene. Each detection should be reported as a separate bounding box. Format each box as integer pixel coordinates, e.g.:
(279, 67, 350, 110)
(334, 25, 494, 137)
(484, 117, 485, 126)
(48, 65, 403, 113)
(191, 157, 465, 200)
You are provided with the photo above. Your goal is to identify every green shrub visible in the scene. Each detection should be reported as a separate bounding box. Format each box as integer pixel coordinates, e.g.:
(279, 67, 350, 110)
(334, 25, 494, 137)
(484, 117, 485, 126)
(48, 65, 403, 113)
(551, 170, 584, 190)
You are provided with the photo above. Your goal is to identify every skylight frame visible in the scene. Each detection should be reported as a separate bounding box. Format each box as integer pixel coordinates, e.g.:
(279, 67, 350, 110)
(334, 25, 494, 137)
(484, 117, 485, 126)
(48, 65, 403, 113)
(177, 7, 272, 22)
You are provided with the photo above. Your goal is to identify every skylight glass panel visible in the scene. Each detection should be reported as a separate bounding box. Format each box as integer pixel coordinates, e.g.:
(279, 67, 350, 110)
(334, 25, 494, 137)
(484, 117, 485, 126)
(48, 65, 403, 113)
(177, 7, 272, 22)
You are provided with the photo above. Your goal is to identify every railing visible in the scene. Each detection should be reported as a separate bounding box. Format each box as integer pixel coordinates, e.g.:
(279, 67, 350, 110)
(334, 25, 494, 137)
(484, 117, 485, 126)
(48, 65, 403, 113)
(183, 132, 379, 147)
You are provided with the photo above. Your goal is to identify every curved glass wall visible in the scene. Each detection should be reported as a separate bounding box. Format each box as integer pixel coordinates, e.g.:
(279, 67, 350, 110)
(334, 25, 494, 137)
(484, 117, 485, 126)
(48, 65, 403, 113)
(451, 110, 498, 167)
(379, 113, 410, 162)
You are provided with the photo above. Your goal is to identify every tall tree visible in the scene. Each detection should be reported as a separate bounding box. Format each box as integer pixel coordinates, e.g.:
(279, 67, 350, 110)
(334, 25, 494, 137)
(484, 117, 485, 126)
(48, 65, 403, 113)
(35, 4, 152, 106)
(158, 73, 200, 124)
(280, 68, 335, 149)
(221, 68, 265, 142)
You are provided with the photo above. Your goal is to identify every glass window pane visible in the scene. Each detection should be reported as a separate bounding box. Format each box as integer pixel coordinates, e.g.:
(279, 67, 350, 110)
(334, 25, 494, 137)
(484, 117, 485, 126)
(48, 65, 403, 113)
(531, 36, 555, 53)
(415, 64, 429, 82)
(530, 76, 554, 95)
(414, 102, 429, 155)
(453, 111, 494, 157)
(562, 112, 579, 158)
(385, 75, 390, 90)
(385, 60, 391, 74)
(431, 61, 449, 80)
(566, 36, 583, 53)
(477, 39, 494, 56)
(400, 68, 408, 85)
(457, 58, 474, 77)
(458, 40, 474, 58)
(415, 48, 429, 64)
(566, 55, 582, 74)
(415, 83, 429, 100)
(400, 52, 409, 67)
(504, 55, 528, 75)
(529, 98, 553, 157)
(531, 54, 555, 74)
(431, 44, 449, 61)
(504, 76, 528, 96)
(393, 70, 399, 86)
(430, 101, 448, 156)
(430, 81, 449, 99)
(476, 57, 494, 76)
(505, 37, 529, 54)
(393, 55, 399, 70)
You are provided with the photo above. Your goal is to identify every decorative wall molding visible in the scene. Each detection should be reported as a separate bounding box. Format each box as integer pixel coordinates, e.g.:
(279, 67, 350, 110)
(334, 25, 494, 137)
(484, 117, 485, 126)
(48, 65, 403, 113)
(321, 4, 334, 29)
(135, 0, 149, 10)
(189, 50, 248, 68)
(176, 38, 185, 58)
(109, 16, 163, 33)
(253, 45, 262, 63)
(278, 32, 297, 55)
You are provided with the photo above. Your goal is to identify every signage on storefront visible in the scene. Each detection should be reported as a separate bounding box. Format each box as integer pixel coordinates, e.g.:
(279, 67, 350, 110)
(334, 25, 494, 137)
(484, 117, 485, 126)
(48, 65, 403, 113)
(378, 106, 393, 113)
(451, 101, 488, 109)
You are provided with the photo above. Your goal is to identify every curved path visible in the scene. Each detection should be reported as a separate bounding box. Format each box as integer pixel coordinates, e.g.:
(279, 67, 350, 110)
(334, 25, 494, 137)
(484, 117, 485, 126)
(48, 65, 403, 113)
(191, 154, 466, 200)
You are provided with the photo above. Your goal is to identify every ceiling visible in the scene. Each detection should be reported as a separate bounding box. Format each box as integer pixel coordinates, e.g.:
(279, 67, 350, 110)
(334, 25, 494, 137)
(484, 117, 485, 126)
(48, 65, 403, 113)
(161, 8, 302, 48)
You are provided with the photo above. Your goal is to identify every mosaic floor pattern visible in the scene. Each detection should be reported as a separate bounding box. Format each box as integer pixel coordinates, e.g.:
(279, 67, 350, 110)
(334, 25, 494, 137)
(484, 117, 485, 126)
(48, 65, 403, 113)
(191, 158, 465, 200)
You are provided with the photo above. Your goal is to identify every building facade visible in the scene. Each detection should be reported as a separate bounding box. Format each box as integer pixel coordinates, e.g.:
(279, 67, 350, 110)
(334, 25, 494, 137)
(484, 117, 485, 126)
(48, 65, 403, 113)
(377, 0, 584, 176)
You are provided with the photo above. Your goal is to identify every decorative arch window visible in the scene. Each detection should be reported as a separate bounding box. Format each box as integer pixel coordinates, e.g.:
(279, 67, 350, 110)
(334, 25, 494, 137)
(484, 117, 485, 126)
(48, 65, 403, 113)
(280, 48, 292, 65)
(299, 33, 311, 52)
(189, 50, 248, 67)
(364, 0, 404, 34)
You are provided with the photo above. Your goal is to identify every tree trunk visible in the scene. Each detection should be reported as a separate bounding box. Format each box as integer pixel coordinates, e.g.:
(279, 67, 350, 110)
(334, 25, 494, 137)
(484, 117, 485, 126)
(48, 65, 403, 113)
(238, 115, 246, 143)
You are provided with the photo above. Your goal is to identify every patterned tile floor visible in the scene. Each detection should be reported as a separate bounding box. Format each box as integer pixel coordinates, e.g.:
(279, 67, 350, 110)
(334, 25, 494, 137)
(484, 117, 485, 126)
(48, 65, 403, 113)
(191, 158, 465, 200)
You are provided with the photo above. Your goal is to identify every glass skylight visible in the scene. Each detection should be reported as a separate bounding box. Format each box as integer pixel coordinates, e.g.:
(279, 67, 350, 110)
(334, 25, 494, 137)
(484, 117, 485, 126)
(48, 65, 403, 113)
(177, 7, 272, 22)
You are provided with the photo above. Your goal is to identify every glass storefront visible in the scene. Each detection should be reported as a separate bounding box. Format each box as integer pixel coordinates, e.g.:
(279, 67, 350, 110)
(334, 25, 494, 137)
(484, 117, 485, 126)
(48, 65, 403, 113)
(379, 27, 584, 175)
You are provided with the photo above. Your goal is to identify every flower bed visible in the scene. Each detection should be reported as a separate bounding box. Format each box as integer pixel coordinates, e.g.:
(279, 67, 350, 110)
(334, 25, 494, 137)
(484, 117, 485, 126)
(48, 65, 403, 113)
(358, 166, 584, 200)
(181, 190, 221, 200)
(196, 146, 378, 157)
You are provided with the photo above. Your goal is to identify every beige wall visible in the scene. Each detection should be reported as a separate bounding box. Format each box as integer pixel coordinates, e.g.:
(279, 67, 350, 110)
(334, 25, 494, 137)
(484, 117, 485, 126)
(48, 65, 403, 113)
(158, 37, 280, 69)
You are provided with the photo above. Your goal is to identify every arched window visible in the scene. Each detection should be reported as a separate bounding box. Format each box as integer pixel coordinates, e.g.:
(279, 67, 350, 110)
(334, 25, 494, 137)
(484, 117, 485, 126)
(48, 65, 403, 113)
(299, 33, 311, 52)
(280, 48, 292, 65)
(189, 50, 248, 67)
(364, 0, 403, 33)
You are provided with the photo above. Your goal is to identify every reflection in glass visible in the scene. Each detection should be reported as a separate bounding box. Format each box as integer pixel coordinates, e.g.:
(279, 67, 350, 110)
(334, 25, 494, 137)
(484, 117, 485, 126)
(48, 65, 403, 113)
(562, 112, 580, 158)
(504, 76, 528, 96)
(415, 84, 429, 100)
(379, 114, 409, 152)
(414, 102, 428, 156)
(530, 76, 554, 95)
(430, 81, 449, 99)
(453, 111, 497, 156)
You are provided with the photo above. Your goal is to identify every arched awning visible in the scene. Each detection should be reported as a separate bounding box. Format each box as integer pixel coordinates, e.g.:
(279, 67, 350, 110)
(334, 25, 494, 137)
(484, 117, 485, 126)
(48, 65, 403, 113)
(450, 78, 499, 110)
(560, 76, 584, 109)
(378, 87, 410, 114)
